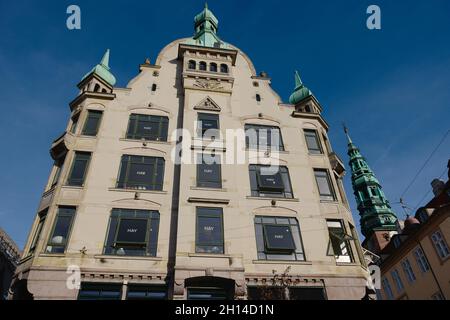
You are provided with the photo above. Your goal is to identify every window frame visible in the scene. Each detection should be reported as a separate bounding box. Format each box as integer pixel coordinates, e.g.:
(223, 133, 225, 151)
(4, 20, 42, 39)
(401, 258, 416, 283)
(382, 277, 394, 300)
(195, 207, 224, 254)
(66, 151, 91, 187)
(188, 60, 196, 70)
(45, 206, 76, 254)
(103, 209, 160, 257)
(254, 216, 305, 261)
(197, 112, 220, 139)
(431, 230, 450, 260)
(391, 269, 405, 293)
(125, 113, 169, 141)
(314, 169, 337, 201)
(304, 129, 323, 155)
(196, 154, 222, 189)
(28, 210, 48, 255)
(116, 155, 165, 191)
(413, 247, 430, 273)
(81, 110, 103, 136)
(245, 124, 285, 151)
(220, 64, 228, 73)
(78, 283, 122, 300)
(249, 165, 294, 198)
(326, 220, 354, 263)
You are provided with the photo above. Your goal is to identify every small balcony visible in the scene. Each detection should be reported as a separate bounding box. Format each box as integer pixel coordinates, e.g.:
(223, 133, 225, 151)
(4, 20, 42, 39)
(329, 152, 345, 177)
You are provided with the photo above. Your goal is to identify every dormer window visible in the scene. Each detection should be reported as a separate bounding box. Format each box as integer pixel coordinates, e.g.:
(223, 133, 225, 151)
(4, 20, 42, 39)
(210, 63, 217, 72)
(188, 60, 196, 70)
(220, 64, 228, 73)
(199, 61, 207, 71)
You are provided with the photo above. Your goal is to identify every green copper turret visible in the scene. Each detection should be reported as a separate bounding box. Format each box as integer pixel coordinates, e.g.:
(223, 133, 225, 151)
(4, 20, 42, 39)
(344, 126, 398, 237)
(185, 3, 228, 49)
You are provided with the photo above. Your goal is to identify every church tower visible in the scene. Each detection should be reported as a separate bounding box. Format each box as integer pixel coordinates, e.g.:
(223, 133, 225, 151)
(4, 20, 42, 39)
(344, 127, 398, 254)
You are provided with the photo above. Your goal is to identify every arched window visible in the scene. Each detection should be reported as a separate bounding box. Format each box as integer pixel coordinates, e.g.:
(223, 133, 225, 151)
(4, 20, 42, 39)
(304, 105, 311, 113)
(210, 63, 217, 72)
(220, 64, 228, 73)
(102, 88, 107, 93)
(188, 60, 196, 70)
(94, 84, 101, 92)
(199, 61, 207, 71)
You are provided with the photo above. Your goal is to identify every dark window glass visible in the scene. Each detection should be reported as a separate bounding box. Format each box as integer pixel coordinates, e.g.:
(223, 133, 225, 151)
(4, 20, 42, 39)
(327, 220, 354, 263)
(256, 94, 261, 102)
(67, 152, 91, 186)
(126, 285, 167, 300)
(82, 110, 102, 136)
(263, 225, 296, 252)
(197, 154, 222, 188)
(249, 165, 293, 198)
(126, 114, 169, 141)
(210, 63, 217, 72)
(199, 61, 207, 71)
(289, 288, 326, 300)
(28, 210, 48, 255)
(151, 84, 157, 92)
(104, 209, 160, 257)
(188, 60, 196, 70)
(254, 216, 305, 261)
(46, 206, 76, 254)
(304, 129, 322, 154)
(70, 115, 79, 134)
(51, 155, 66, 187)
(187, 288, 227, 300)
(198, 113, 219, 139)
(247, 287, 285, 300)
(117, 155, 165, 191)
(314, 169, 336, 201)
(220, 64, 228, 73)
(78, 283, 122, 300)
(245, 124, 284, 151)
(196, 207, 224, 254)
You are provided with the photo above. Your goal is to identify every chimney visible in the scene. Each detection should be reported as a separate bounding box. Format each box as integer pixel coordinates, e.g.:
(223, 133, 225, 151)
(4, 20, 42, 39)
(431, 179, 446, 196)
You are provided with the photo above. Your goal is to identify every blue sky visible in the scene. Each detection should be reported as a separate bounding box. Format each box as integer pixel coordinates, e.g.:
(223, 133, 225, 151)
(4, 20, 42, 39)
(0, 0, 449, 249)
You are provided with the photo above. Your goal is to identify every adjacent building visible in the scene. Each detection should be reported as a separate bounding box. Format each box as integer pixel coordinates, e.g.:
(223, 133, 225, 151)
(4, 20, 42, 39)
(344, 127, 449, 300)
(12, 4, 369, 300)
(0, 227, 21, 300)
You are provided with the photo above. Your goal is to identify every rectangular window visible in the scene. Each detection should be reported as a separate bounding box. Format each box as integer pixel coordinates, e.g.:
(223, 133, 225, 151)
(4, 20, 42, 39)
(126, 285, 167, 300)
(197, 113, 219, 139)
(401, 259, 416, 283)
(327, 220, 354, 263)
(117, 155, 165, 191)
(67, 152, 91, 186)
(70, 114, 79, 134)
(81, 110, 103, 136)
(46, 206, 76, 254)
(431, 230, 450, 260)
(304, 129, 323, 154)
(197, 154, 222, 188)
(314, 169, 336, 201)
(391, 269, 404, 293)
(104, 209, 160, 257)
(249, 165, 293, 198)
(245, 124, 284, 151)
(28, 210, 48, 255)
(126, 114, 169, 141)
(50, 155, 66, 188)
(196, 207, 224, 254)
(254, 216, 305, 261)
(413, 247, 430, 273)
(382, 278, 394, 300)
(187, 288, 228, 300)
(78, 283, 122, 300)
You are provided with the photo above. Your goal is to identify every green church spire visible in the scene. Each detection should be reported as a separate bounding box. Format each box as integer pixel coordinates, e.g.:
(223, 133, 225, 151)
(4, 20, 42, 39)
(81, 49, 116, 87)
(344, 126, 398, 238)
(185, 3, 228, 48)
(289, 70, 313, 105)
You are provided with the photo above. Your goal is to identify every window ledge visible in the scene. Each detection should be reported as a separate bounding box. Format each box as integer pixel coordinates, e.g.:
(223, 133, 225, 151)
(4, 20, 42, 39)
(108, 188, 168, 195)
(336, 262, 359, 266)
(320, 200, 339, 204)
(190, 186, 228, 192)
(246, 196, 299, 202)
(94, 255, 163, 261)
(308, 153, 325, 156)
(252, 260, 312, 265)
(62, 185, 84, 190)
(119, 138, 171, 145)
(246, 148, 289, 154)
(187, 197, 230, 204)
(38, 253, 66, 258)
(188, 253, 231, 258)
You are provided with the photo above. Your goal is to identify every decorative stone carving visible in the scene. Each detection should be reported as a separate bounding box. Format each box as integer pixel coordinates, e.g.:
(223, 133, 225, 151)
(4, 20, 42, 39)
(193, 96, 221, 112)
(194, 79, 223, 90)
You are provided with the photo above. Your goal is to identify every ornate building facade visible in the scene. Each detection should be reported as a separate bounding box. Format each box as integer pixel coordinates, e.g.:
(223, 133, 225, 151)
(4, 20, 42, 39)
(12, 5, 368, 300)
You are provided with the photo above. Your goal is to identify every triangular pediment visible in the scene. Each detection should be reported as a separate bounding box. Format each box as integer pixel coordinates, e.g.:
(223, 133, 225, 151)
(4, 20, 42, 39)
(193, 96, 221, 112)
